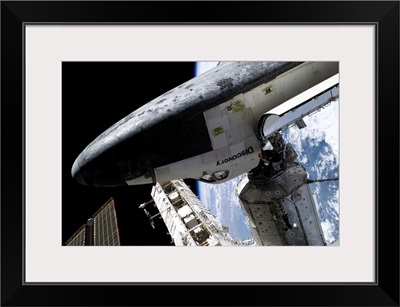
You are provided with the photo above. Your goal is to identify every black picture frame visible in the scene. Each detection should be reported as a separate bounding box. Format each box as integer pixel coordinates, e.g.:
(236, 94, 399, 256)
(1, 1, 399, 306)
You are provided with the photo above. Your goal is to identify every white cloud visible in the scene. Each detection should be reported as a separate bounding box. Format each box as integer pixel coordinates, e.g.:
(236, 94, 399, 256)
(321, 219, 336, 244)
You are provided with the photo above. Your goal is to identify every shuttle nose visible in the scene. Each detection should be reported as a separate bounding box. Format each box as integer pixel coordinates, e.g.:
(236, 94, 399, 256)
(70, 132, 157, 187)
(71, 158, 86, 185)
(70, 97, 171, 187)
(70, 151, 130, 187)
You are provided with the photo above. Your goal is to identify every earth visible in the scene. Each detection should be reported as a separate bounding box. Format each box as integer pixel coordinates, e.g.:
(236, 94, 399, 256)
(195, 62, 339, 245)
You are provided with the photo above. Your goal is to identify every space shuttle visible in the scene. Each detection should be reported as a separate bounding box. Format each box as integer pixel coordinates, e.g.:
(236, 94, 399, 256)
(71, 61, 339, 187)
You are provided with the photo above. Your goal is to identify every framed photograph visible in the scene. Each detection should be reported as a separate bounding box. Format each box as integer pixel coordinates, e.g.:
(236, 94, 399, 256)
(2, 1, 398, 306)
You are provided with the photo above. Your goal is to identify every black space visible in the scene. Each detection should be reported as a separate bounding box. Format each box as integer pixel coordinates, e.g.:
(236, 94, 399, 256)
(62, 62, 199, 245)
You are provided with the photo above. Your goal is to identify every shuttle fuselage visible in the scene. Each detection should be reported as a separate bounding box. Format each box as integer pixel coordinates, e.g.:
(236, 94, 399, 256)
(72, 61, 339, 187)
